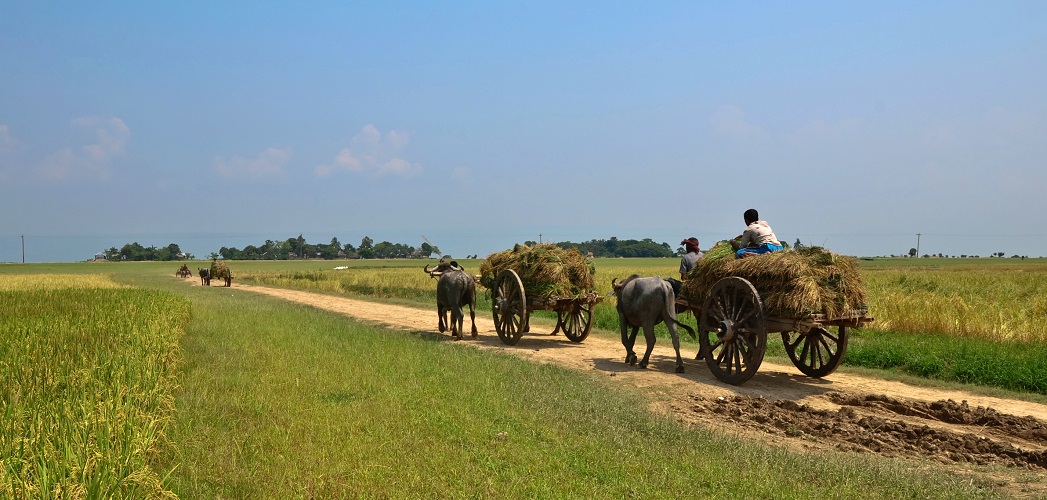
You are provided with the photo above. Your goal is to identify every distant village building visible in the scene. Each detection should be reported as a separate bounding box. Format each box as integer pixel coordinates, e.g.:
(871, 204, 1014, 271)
(94, 252, 107, 261)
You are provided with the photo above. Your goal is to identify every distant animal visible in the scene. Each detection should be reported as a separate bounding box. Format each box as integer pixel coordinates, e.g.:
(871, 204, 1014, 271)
(210, 260, 233, 287)
(176, 264, 192, 278)
(612, 274, 696, 373)
(423, 260, 477, 340)
(198, 268, 211, 286)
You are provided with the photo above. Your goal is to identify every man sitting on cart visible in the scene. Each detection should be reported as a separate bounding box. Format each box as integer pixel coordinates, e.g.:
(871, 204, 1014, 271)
(665, 237, 703, 298)
(732, 208, 783, 258)
(679, 237, 703, 280)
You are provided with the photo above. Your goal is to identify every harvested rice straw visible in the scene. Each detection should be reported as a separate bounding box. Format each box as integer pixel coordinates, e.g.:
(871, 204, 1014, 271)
(681, 243, 867, 319)
(479, 243, 596, 298)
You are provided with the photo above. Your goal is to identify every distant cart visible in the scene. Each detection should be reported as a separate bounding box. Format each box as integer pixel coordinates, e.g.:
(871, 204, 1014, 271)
(484, 269, 604, 346)
(677, 276, 873, 385)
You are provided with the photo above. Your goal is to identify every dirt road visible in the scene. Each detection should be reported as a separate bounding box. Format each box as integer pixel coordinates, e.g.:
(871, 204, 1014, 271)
(206, 280, 1047, 496)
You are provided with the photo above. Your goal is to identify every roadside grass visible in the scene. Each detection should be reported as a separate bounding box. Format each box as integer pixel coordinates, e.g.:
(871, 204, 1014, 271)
(161, 283, 998, 498)
(0, 274, 188, 498)
(844, 329, 1047, 394)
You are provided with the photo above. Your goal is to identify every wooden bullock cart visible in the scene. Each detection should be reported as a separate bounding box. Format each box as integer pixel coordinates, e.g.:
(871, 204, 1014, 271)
(486, 269, 604, 346)
(678, 276, 873, 385)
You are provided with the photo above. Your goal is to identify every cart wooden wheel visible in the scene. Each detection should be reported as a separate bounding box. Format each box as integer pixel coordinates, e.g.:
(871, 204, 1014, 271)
(782, 325, 849, 378)
(558, 302, 593, 343)
(492, 270, 527, 345)
(699, 277, 767, 385)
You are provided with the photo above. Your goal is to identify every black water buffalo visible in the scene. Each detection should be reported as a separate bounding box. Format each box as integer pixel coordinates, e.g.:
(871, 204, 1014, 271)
(198, 268, 211, 286)
(612, 274, 696, 373)
(424, 258, 465, 325)
(424, 261, 477, 340)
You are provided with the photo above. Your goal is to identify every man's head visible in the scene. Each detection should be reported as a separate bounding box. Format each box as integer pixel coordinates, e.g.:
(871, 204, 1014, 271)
(681, 237, 700, 253)
(744, 209, 759, 225)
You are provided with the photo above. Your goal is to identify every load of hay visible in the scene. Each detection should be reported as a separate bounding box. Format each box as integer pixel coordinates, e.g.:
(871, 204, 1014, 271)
(479, 243, 595, 298)
(681, 242, 867, 319)
(209, 259, 232, 280)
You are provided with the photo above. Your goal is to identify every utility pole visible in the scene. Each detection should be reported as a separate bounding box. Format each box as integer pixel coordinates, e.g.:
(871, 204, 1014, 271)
(539, 234, 542, 244)
(22, 234, 25, 264)
(916, 233, 921, 258)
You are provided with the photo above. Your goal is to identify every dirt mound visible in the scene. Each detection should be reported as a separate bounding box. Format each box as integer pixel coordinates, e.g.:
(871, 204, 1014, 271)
(675, 392, 1047, 470)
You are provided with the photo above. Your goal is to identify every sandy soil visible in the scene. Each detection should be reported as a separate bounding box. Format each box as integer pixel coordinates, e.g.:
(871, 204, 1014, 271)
(190, 277, 1047, 496)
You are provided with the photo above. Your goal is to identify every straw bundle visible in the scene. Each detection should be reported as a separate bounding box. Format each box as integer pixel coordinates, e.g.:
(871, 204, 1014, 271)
(479, 244, 596, 298)
(681, 242, 866, 319)
(210, 260, 232, 280)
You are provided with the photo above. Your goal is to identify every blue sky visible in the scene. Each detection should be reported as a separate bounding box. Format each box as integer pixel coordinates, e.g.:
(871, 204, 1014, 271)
(2, 2, 1045, 262)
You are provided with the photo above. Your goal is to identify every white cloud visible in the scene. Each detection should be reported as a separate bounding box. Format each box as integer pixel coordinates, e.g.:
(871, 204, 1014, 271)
(0, 124, 16, 154)
(711, 105, 763, 140)
(213, 147, 292, 180)
(33, 116, 129, 181)
(315, 124, 421, 178)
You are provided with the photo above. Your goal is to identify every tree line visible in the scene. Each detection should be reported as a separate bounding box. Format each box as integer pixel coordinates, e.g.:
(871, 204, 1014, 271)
(101, 243, 192, 261)
(102, 235, 684, 262)
(215, 235, 440, 260)
(542, 237, 676, 258)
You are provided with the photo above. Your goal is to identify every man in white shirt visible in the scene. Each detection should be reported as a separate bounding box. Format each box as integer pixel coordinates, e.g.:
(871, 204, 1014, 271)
(732, 209, 783, 259)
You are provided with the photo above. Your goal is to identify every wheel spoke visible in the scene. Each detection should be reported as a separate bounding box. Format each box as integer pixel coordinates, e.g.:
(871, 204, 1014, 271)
(799, 335, 812, 365)
(714, 343, 729, 365)
(733, 306, 757, 327)
(738, 335, 755, 366)
(731, 343, 742, 374)
(816, 335, 836, 357)
(814, 336, 830, 368)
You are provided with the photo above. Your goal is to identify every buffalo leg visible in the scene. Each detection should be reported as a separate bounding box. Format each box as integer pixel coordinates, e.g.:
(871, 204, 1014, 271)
(623, 325, 640, 365)
(666, 321, 685, 373)
(451, 304, 464, 340)
(468, 298, 478, 338)
(638, 324, 657, 369)
(619, 317, 636, 364)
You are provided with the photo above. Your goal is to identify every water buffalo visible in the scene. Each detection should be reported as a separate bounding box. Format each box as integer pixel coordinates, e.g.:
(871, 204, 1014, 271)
(210, 261, 233, 287)
(424, 261, 477, 340)
(176, 264, 192, 278)
(424, 258, 465, 325)
(198, 268, 211, 286)
(612, 274, 696, 373)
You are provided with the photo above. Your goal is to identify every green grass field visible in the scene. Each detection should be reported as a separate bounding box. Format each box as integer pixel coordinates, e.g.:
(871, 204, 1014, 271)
(2, 258, 1039, 497)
